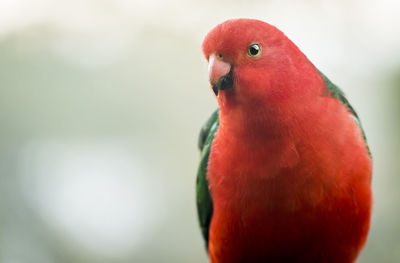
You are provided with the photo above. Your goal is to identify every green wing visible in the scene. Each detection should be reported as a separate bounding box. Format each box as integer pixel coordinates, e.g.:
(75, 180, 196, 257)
(196, 109, 219, 249)
(318, 70, 371, 157)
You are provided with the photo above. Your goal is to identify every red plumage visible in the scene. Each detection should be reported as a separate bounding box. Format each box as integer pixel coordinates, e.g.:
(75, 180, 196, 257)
(202, 19, 372, 263)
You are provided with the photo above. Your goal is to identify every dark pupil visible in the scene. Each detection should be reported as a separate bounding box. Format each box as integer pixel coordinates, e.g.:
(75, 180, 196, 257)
(249, 45, 259, 55)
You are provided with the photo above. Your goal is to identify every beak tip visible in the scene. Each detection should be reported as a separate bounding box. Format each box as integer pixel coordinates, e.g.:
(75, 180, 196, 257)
(212, 85, 218, 96)
(210, 69, 234, 96)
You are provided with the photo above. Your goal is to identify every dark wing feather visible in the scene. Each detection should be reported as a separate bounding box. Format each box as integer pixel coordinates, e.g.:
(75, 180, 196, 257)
(318, 69, 371, 157)
(196, 109, 219, 249)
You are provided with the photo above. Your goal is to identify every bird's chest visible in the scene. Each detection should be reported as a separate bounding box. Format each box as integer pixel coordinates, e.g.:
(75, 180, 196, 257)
(206, 132, 329, 262)
(207, 131, 309, 212)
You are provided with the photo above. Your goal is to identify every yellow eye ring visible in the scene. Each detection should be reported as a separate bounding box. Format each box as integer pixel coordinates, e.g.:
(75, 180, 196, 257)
(248, 43, 261, 57)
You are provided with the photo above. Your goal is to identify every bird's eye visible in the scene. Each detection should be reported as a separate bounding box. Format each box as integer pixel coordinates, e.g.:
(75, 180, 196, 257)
(248, 43, 261, 57)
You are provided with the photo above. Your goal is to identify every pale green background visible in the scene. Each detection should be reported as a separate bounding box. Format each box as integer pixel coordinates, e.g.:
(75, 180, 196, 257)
(0, 0, 399, 262)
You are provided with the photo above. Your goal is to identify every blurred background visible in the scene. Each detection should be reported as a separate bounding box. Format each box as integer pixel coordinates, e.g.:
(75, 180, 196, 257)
(0, 0, 399, 262)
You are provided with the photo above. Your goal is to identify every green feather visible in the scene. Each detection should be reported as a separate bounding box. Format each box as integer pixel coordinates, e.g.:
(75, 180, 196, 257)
(318, 69, 371, 157)
(196, 109, 219, 249)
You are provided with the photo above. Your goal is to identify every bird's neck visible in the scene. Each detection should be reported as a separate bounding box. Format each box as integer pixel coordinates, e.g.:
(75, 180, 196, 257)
(217, 65, 326, 144)
(218, 94, 303, 143)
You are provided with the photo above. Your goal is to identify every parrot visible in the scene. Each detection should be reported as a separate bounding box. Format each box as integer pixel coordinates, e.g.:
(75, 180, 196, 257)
(196, 19, 372, 263)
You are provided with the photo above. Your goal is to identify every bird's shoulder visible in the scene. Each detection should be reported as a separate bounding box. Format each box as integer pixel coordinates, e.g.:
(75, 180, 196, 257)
(318, 69, 371, 156)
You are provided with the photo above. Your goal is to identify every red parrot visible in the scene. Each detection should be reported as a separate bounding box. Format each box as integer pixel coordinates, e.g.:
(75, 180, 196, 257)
(196, 19, 372, 263)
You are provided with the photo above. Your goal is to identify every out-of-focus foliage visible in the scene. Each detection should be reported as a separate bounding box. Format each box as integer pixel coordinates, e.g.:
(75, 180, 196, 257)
(0, 0, 399, 262)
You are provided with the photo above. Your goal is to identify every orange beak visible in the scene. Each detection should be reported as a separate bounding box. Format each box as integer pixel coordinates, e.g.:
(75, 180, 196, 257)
(208, 54, 231, 86)
(208, 54, 233, 95)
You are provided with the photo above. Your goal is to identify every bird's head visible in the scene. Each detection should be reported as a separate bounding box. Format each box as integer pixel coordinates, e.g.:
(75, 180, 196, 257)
(202, 19, 320, 110)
